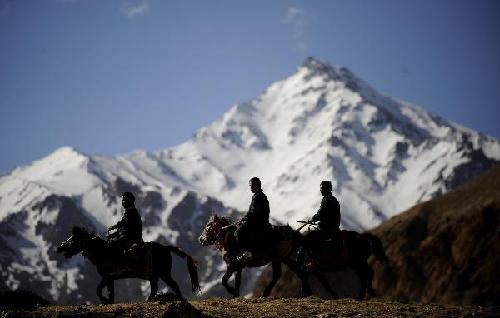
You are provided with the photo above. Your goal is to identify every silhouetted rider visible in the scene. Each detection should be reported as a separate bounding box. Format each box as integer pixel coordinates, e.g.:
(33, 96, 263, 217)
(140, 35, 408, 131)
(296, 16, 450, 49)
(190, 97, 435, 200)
(297, 181, 341, 267)
(234, 177, 271, 262)
(108, 192, 143, 255)
(310, 181, 341, 240)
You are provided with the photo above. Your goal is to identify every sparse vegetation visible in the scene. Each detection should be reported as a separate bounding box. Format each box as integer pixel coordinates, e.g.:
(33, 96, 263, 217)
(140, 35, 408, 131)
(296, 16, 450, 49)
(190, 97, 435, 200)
(1, 297, 498, 318)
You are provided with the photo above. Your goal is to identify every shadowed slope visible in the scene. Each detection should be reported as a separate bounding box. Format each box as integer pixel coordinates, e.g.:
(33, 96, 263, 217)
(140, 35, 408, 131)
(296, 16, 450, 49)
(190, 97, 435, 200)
(370, 164, 500, 305)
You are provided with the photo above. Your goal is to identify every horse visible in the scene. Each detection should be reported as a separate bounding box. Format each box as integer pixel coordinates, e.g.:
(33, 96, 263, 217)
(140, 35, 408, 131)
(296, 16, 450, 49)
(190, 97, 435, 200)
(57, 226, 200, 303)
(298, 227, 388, 300)
(198, 214, 311, 297)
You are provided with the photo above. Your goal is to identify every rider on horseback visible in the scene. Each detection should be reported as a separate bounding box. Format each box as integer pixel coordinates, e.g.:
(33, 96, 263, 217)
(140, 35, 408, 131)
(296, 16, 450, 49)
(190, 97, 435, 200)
(310, 181, 341, 240)
(107, 192, 143, 257)
(298, 181, 341, 268)
(233, 177, 272, 263)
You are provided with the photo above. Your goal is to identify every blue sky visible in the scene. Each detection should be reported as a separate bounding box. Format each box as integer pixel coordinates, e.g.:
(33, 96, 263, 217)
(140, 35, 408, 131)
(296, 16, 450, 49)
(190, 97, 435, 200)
(1, 0, 499, 173)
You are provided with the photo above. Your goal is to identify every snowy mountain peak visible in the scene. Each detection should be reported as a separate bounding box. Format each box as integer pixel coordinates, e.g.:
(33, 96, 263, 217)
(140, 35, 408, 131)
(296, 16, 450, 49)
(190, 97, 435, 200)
(51, 146, 86, 158)
(156, 59, 500, 230)
(301, 56, 333, 74)
(7, 146, 100, 195)
(13, 146, 89, 174)
(300, 57, 363, 90)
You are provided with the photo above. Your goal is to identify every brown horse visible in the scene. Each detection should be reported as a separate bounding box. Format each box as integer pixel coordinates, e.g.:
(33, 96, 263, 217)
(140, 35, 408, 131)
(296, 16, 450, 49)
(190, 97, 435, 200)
(299, 228, 388, 300)
(198, 214, 311, 297)
(57, 226, 200, 303)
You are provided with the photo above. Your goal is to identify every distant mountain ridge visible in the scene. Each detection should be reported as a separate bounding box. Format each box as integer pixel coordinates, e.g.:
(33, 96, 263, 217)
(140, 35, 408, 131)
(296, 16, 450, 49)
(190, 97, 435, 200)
(0, 57, 499, 303)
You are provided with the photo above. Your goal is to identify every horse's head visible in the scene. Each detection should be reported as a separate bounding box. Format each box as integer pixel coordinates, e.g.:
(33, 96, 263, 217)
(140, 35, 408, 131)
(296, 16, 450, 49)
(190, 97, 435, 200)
(56, 226, 92, 258)
(199, 214, 231, 246)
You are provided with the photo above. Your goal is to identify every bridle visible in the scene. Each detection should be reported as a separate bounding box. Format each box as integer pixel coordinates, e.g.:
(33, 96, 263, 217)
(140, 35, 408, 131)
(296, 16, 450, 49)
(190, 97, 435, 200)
(204, 219, 231, 251)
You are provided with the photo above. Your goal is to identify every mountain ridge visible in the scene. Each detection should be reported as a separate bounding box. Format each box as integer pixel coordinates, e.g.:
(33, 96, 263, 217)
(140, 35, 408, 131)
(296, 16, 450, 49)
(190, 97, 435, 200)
(0, 57, 499, 303)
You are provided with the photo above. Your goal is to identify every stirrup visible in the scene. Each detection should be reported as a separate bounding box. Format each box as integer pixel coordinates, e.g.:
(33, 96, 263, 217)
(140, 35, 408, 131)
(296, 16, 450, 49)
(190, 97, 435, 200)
(236, 251, 253, 263)
(305, 258, 320, 271)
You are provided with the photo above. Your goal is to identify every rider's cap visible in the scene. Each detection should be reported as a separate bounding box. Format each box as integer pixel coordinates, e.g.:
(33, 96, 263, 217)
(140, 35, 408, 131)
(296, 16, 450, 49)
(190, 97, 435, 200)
(122, 191, 135, 202)
(320, 181, 332, 191)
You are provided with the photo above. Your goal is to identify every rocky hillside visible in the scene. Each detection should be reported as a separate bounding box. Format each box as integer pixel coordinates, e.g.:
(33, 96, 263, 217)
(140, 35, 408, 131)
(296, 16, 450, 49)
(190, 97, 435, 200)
(369, 164, 500, 305)
(254, 164, 500, 305)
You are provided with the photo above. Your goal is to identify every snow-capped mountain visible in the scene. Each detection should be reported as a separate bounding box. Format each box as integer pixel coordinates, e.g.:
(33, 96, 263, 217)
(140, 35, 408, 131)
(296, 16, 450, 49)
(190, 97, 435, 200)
(1, 57, 499, 303)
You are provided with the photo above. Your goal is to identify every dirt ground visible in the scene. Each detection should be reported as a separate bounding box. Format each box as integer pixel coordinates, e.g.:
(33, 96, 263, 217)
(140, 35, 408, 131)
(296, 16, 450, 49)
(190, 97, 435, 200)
(2, 297, 499, 318)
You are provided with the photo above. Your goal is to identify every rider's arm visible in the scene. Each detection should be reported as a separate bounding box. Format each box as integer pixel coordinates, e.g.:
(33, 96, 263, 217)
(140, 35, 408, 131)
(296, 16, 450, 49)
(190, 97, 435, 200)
(311, 197, 326, 223)
(109, 214, 125, 231)
(332, 196, 341, 228)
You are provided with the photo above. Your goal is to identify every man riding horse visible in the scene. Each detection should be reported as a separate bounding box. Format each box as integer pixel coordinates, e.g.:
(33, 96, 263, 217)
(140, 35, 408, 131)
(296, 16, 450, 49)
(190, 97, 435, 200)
(107, 192, 143, 257)
(298, 180, 341, 268)
(230, 177, 272, 263)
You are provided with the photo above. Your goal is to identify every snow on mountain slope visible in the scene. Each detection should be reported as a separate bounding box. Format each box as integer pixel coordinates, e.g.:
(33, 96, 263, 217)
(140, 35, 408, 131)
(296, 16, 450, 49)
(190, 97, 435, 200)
(0, 57, 499, 303)
(149, 57, 500, 230)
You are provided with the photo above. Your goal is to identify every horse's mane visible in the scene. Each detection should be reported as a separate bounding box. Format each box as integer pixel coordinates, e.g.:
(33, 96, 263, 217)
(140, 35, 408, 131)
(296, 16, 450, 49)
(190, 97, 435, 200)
(218, 216, 231, 226)
(209, 214, 232, 226)
(73, 226, 107, 245)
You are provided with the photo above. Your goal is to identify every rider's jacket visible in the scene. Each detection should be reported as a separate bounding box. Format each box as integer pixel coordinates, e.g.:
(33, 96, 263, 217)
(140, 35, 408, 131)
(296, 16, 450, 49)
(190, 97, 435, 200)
(311, 194, 340, 234)
(114, 205, 143, 243)
(241, 190, 270, 227)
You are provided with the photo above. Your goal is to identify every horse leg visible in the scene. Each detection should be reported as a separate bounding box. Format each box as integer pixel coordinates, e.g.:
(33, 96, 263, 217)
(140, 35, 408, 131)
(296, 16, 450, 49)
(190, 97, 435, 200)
(283, 258, 311, 297)
(366, 265, 376, 297)
(221, 267, 239, 297)
(161, 273, 184, 300)
(352, 263, 368, 300)
(302, 274, 313, 297)
(96, 278, 110, 304)
(234, 269, 242, 295)
(263, 261, 282, 297)
(147, 278, 158, 301)
(314, 273, 339, 299)
(107, 280, 115, 304)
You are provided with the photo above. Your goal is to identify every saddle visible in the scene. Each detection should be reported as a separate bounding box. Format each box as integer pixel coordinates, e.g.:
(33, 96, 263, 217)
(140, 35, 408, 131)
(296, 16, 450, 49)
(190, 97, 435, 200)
(108, 237, 145, 263)
(302, 231, 349, 271)
(225, 224, 273, 264)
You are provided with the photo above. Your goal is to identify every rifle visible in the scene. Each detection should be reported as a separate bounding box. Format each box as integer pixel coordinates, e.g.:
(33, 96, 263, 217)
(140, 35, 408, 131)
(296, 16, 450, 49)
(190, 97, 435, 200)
(297, 220, 318, 231)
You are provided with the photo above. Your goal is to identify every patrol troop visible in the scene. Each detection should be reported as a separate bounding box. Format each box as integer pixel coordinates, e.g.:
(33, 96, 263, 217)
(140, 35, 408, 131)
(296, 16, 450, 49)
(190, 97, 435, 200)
(229, 178, 341, 264)
(108, 179, 341, 264)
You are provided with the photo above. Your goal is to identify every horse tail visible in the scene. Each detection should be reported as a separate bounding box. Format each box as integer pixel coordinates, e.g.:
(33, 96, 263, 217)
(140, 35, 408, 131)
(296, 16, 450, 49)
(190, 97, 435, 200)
(362, 233, 388, 262)
(165, 246, 201, 293)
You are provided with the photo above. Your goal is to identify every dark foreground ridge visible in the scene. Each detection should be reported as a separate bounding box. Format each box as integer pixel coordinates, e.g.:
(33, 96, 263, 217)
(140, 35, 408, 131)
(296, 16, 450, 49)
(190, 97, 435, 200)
(1, 298, 498, 318)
